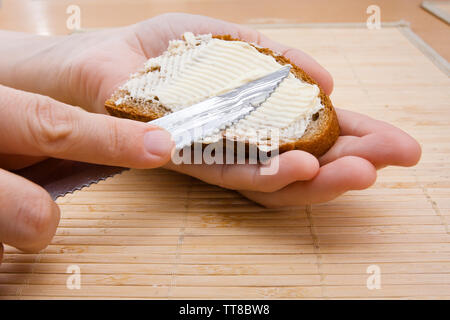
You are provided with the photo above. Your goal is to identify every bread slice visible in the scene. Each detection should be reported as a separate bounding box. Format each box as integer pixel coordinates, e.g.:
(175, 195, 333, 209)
(105, 34, 339, 158)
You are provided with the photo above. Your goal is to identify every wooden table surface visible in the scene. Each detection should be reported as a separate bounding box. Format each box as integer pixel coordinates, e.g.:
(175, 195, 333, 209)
(0, 23, 449, 299)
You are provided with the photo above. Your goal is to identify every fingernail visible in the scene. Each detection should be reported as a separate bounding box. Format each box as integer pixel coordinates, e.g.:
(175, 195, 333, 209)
(143, 129, 173, 157)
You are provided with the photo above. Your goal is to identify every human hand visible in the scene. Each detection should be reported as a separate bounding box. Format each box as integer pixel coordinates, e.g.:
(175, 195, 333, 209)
(8, 13, 419, 207)
(164, 107, 421, 207)
(128, 14, 419, 207)
(0, 85, 173, 261)
(1, 13, 333, 115)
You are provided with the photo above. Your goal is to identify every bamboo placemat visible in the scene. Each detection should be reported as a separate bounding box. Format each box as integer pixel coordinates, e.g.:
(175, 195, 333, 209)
(1, 23, 449, 299)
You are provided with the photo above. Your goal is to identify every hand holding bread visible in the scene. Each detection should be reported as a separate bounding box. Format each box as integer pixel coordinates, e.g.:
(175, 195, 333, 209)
(107, 13, 421, 206)
(0, 13, 421, 261)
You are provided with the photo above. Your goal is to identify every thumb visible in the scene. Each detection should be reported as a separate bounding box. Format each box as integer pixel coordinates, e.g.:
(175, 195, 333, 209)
(0, 85, 174, 169)
(0, 168, 60, 253)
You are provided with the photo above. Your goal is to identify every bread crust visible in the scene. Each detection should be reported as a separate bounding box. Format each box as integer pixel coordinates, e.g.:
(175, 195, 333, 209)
(105, 35, 340, 158)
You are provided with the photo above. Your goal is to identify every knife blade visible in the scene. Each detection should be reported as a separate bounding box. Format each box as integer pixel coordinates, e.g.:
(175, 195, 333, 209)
(14, 159, 127, 200)
(149, 64, 291, 149)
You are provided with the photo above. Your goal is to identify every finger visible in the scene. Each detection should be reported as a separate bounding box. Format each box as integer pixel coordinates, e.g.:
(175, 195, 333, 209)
(330, 108, 421, 167)
(256, 38, 334, 95)
(319, 134, 422, 169)
(0, 154, 47, 170)
(165, 150, 319, 192)
(0, 85, 174, 169)
(336, 108, 402, 137)
(0, 168, 60, 252)
(0, 243, 3, 265)
(240, 156, 377, 207)
(139, 13, 333, 95)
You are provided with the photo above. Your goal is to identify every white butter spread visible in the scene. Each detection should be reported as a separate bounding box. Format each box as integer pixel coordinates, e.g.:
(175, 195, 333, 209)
(116, 32, 324, 145)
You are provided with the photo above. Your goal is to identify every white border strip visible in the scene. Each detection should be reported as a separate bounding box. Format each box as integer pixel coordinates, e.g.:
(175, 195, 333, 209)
(397, 24, 450, 76)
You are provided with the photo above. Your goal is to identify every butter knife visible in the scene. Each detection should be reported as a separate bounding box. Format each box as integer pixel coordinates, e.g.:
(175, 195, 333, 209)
(15, 65, 291, 199)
